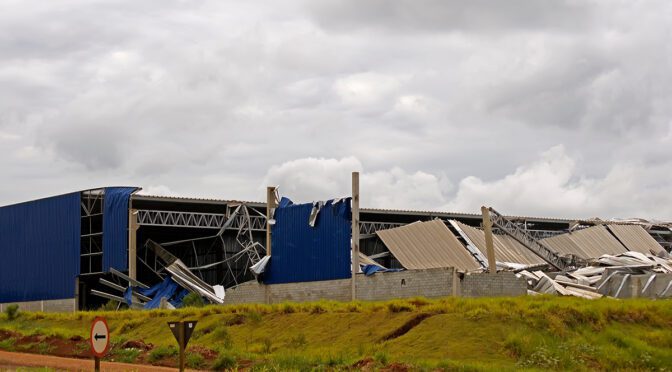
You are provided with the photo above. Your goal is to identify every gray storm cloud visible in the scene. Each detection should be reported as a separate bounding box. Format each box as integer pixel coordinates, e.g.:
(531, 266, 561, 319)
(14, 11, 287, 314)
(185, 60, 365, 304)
(1, 0, 671, 220)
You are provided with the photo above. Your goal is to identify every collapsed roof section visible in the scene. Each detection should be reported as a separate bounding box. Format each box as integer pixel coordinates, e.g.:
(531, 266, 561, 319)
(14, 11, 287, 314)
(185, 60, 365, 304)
(606, 224, 667, 256)
(450, 220, 547, 266)
(372, 214, 669, 276)
(376, 219, 482, 271)
(540, 225, 627, 259)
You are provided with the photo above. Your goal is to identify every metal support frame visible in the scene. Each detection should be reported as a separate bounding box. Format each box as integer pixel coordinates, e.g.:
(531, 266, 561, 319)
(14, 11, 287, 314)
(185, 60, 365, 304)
(266, 187, 277, 256)
(136, 209, 266, 231)
(487, 207, 570, 270)
(359, 221, 405, 235)
(142, 204, 267, 288)
(80, 189, 105, 275)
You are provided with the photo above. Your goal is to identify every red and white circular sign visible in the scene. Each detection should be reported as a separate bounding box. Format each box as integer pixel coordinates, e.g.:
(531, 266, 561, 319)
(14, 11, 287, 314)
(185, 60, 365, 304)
(89, 317, 110, 357)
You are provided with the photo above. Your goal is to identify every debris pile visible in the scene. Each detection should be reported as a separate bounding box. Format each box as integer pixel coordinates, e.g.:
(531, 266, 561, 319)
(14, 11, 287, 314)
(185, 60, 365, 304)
(520, 251, 672, 299)
(91, 240, 225, 309)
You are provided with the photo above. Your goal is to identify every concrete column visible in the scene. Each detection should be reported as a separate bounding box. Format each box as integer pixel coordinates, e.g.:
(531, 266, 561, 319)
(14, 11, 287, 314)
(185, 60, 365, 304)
(351, 172, 360, 301)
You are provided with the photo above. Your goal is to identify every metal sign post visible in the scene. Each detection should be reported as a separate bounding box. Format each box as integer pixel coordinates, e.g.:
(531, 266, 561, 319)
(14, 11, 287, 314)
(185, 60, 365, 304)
(90, 317, 110, 372)
(168, 320, 198, 372)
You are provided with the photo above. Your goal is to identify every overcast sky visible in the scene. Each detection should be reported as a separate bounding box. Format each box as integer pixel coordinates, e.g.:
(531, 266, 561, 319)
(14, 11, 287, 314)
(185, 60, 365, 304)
(1, 0, 671, 219)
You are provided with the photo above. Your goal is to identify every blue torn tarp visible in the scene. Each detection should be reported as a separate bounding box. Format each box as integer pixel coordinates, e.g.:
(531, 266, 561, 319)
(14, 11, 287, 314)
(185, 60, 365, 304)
(361, 264, 404, 276)
(125, 276, 189, 309)
(103, 187, 137, 272)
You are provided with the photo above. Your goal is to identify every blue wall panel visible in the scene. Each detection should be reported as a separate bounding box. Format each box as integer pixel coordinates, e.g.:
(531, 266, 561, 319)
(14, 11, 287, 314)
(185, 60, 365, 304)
(264, 198, 351, 284)
(102, 187, 135, 272)
(0, 193, 81, 302)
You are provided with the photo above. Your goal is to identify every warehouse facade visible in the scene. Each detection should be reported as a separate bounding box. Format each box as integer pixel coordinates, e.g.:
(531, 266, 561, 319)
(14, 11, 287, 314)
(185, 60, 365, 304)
(1, 185, 671, 311)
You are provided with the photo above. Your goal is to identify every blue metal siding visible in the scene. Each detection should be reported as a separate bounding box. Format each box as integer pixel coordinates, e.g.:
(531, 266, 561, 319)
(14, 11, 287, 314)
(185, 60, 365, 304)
(264, 198, 352, 284)
(0, 193, 81, 302)
(102, 187, 136, 272)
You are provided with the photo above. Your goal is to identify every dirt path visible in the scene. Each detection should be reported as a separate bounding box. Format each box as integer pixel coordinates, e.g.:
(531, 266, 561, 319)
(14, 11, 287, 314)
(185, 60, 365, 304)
(0, 350, 192, 371)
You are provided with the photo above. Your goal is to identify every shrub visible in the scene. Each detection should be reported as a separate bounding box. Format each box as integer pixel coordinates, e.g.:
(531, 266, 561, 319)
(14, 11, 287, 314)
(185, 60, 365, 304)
(260, 337, 273, 354)
(4, 304, 19, 320)
(148, 345, 178, 363)
(386, 302, 413, 313)
(0, 338, 16, 351)
(245, 311, 262, 324)
(309, 304, 326, 314)
(38, 343, 55, 355)
(182, 293, 205, 308)
(288, 333, 307, 349)
(113, 348, 141, 363)
(212, 353, 237, 370)
(280, 303, 296, 314)
(186, 352, 205, 369)
(374, 350, 389, 365)
(212, 327, 233, 348)
(100, 300, 126, 311)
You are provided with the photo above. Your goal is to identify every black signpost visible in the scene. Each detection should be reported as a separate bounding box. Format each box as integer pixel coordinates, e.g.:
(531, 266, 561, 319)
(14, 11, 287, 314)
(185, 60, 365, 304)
(168, 320, 198, 372)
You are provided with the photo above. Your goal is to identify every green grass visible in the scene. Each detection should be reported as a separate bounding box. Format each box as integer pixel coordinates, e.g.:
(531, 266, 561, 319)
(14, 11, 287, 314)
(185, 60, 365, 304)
(0, 296, 671, 370)
(112, 347, 142, 363)
(186, 352, 205, 369)
(0, 337, 16, 351)
(148, 345, 178, 363)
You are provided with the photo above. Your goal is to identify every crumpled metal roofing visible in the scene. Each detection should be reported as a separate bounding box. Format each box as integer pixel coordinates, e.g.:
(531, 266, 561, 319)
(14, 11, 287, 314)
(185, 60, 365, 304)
(451, 221, 547, 266)
(540, 225, 627, 259)
(606, 224, 666, 256)
(540, 233, 588, 258)
(376, 219, 481, 271)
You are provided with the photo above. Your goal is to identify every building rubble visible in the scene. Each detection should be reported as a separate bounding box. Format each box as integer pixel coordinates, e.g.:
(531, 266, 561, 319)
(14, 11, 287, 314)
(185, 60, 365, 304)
(520, 251, 672, 299)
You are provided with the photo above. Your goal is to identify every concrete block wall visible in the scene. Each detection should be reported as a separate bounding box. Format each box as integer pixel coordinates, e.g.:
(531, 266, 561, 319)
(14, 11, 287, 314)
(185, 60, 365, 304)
(268, 279, 351, 303)
(0, 298, 76, 313)
(459, 272, 527, 297)
(225, 267, 527, 305)
(225, 278, 351, 305)
(356, 268, 454, 301)
(225, 281, 267, 304)
(598, 273, 672, 298)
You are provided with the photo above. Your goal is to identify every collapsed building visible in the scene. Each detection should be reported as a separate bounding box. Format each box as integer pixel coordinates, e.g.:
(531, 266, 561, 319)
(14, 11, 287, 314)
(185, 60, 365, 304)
(1, 177, 671, 312)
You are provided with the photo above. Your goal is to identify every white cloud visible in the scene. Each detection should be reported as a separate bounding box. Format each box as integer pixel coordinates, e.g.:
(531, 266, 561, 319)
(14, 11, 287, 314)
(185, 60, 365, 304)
(137, 185, 176, 197)
(445, 145, 669, 219)
(263, 156, 451, 210)
(263, 148, 672, 220)
(263, 157, 362, 202)
(333, 72, 401, 107)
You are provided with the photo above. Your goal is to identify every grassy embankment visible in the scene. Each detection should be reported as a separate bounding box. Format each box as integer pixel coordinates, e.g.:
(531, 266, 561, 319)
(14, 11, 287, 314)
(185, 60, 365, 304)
(1, 296, 671, 371)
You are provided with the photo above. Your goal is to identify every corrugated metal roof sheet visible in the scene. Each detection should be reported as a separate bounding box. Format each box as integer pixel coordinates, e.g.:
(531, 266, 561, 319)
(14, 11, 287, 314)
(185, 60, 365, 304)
(376, 220, 481, 271)
(606, 224, 666, 256)
(540, 225, 627, 259)
(451, 221, 546, 266)
(541, 233, 588, 258)
(496, 235, 548, 265)
(564, 225, 627, 257)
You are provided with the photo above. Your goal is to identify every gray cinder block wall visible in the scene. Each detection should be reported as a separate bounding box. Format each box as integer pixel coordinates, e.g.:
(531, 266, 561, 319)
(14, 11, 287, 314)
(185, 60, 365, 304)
(598, 272, 672, 298)
(0, 298, 76, 313)
(460, 272, 527, 297)
(356, 268, 454, 301)
(225, 267, 527, 305)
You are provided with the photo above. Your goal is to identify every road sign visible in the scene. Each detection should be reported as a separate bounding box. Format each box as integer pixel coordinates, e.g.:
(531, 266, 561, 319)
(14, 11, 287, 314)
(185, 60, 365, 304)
(90, 317, 110, 357)
(168, 320, 197, 347)
(168, 320, 198, 372)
